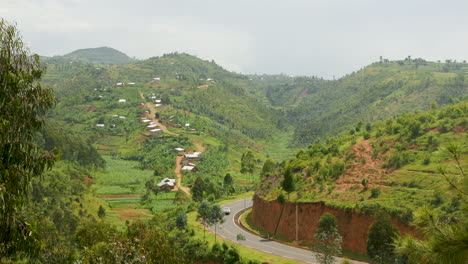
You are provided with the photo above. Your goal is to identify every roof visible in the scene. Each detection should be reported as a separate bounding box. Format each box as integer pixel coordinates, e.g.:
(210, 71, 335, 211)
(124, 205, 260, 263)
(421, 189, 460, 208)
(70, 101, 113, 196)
(155, 104, 162, 107)
(185, 123, 190, 127)
(141, 119, 152, 123)
(157, 178, 176, 187)
(147, 124, 158, 128)
(118, 99, 126, 102)
(175, 147, 185, 151)
(155, 100, 162, 103)
(149, 128, 162, 132)
(185, 152, 202, 158)
(96, 124, 105, 127)
(182, 166, 196, 171)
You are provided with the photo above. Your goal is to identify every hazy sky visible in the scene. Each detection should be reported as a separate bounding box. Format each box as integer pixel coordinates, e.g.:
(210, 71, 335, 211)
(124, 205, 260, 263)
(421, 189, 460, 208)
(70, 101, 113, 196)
(2, 0, 468, 78)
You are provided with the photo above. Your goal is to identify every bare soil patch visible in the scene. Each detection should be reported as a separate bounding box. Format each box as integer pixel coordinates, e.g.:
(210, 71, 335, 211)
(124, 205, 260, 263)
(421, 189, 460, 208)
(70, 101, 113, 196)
(335, 140, 389, 192)
(87, 104, 96, 112)
(112, 208, 152, 221)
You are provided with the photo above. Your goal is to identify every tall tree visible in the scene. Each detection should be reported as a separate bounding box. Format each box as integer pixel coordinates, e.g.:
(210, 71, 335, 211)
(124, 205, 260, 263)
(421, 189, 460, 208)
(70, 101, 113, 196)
(197, 200, 211, 241)
(367, 212, 399, 263)
(208, 204, 225, 244)
(240, 151, 255, 181)
(191, 176, 205, 202)
(261, 158, 276, 177)
(281, 167, 295, 199)
(0, 19, 57, 256)
(314, 213, 342, 264)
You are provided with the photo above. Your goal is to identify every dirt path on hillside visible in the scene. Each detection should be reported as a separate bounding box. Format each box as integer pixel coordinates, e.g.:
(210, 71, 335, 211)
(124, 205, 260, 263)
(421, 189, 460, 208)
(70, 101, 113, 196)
(139, 92, 179, 136)
(194, 141, 205, 152)
(174, 156, 191, 195)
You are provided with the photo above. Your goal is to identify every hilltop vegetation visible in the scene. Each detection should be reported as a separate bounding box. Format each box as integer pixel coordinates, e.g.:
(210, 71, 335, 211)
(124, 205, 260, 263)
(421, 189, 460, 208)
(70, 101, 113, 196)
(60, 46, 136, 65)
(257, 101, 467, 221)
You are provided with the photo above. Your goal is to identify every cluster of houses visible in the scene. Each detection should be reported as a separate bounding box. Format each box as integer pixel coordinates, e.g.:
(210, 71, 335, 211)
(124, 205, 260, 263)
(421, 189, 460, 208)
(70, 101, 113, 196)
(155, 148, 202, 190)
(176, 147, 202, 172)
(148, 94, 163, 107)
(140, 117, 162, 135)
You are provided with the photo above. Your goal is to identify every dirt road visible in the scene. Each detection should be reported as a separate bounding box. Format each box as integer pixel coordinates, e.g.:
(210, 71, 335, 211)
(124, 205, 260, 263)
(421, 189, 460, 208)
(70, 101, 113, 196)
(140, 92, 179, 136)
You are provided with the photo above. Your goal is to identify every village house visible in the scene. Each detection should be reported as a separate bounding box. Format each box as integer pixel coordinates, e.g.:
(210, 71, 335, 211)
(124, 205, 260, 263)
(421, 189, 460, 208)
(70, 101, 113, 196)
(141, 119, 152, 123)
(181, 165, 197, 172)
(116, 82, 124, 87)
(149, 128, 162, 135)
(157, 178, 175, 190)
(147, 124, 158, 129)
(174, 147, 185, 155)
(182, 152, 202, 165)
(96, 124, 105, 127)
(118, 99, 126, 103)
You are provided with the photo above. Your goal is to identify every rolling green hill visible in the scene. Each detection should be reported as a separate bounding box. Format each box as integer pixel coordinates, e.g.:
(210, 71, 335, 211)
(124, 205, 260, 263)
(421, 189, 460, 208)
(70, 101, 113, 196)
(61, 46, 136, 65)
(256, 101, 468, 221)
(246, 58, 468, 145)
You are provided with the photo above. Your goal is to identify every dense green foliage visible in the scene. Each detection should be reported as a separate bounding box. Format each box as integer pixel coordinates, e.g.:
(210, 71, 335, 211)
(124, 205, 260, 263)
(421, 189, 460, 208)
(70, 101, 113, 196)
(0, 19, 57, 256)
(367, 213, 399, 263)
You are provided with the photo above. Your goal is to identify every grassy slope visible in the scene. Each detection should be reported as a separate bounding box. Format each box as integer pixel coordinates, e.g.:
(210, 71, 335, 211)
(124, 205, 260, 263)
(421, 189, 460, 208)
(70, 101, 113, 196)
(257, 101, 468, 220)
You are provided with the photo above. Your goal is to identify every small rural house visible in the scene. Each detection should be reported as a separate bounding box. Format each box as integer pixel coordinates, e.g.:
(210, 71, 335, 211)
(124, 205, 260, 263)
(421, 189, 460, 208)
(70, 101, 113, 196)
(116, 82, 124, 87)
(181, 165, 197, 172)
(96, 124, 105, 127)
(183, 152, 202, 164)
(149, 128, 162, 135)
(141, 119, 152, 123)
(118, 99, 126, 103)
(157, 178, 176, 190)
(147, 124, 158, 129)
(174, 147, 185, 155)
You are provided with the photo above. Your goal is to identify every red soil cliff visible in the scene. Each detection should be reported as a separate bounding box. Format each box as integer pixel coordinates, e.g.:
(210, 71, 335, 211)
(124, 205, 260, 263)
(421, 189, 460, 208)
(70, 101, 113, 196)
(251, 195, 417, 254)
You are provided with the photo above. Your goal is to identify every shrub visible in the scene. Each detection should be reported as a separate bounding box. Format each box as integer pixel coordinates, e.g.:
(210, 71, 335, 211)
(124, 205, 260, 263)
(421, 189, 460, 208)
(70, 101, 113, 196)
(370, 188, 381, 199)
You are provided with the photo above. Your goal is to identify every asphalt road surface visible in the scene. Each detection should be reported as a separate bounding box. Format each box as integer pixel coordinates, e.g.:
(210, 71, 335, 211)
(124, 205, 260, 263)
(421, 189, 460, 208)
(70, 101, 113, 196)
(209, 198, 367, 264)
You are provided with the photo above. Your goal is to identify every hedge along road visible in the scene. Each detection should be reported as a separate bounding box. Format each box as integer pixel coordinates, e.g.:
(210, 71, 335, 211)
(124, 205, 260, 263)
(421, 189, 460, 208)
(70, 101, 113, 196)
(209, 198, 368, 264)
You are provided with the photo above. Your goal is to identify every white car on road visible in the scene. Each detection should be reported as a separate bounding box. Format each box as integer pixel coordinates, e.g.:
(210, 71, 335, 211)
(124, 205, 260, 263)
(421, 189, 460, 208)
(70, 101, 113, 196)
(222, 207, 231, 215)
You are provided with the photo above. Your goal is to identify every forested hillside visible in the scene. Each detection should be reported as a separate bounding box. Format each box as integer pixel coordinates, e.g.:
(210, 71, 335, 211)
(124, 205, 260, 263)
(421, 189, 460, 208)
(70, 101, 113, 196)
(257, 101, 467, 221)
(246, 58, 468, 145)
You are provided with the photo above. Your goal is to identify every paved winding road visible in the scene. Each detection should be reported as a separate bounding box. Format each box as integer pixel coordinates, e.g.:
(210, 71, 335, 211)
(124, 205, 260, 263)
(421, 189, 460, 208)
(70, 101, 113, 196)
(210, 198, 367, 264)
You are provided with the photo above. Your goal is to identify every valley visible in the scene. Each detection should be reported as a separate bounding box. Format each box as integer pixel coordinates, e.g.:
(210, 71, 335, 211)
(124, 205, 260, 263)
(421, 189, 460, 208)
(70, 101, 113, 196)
(2, 43, 467, 264)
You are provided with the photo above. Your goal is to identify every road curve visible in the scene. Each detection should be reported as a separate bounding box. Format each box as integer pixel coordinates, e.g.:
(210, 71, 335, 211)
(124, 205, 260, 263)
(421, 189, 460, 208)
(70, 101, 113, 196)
(209, 198, 367, 264)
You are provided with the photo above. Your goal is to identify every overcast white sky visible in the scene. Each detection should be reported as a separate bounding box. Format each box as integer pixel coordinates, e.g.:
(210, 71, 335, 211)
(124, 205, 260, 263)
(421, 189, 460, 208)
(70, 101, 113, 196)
(1, 0, 468, 78)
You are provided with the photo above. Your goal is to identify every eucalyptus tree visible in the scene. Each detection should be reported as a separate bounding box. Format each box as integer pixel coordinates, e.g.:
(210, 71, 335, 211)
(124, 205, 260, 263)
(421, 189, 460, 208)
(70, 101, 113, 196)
(0, 19, 57, 256)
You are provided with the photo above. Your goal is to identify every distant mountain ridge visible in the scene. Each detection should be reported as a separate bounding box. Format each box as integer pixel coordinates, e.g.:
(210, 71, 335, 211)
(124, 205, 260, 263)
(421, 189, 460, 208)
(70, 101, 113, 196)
(62, 47, 136, 65)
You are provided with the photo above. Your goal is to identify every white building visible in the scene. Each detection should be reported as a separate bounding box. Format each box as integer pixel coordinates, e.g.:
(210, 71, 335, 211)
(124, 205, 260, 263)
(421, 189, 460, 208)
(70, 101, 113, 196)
(157, 178, 176, 189)
(118, 99, 126, 103)
(149, 128, 162, 135)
